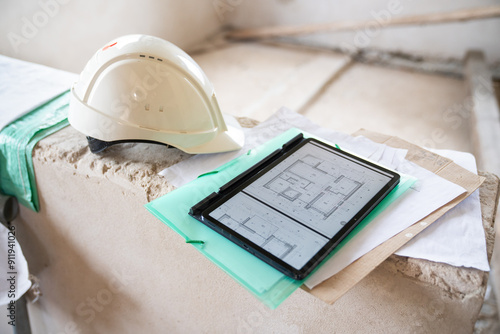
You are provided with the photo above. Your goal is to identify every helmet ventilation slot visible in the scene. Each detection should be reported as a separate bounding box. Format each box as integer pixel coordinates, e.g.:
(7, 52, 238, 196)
(138, 54, 163, 62)
(144, 104, 165, 112)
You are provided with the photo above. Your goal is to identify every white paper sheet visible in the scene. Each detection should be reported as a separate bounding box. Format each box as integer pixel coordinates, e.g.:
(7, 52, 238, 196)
(0, 55, 78, 131)
(304, 160, 465, 288)
(159, 107, 488, 286)
(395, 149, 488, 271)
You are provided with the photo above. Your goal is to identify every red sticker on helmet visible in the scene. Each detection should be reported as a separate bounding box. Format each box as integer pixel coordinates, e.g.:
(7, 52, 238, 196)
(102, 42, 117, 51)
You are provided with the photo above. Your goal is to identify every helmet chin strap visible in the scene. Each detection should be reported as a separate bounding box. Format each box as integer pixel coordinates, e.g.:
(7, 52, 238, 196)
(86, 136, 171, 154)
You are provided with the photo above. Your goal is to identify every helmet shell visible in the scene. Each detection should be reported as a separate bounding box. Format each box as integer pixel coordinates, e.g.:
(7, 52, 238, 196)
(69, 34, 244, 153)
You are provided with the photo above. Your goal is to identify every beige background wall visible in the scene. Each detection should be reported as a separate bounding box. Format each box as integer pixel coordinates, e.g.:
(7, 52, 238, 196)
(225, 0, 500, 64)
(1, 0, 499, 73)
(0, 0, 225, 72)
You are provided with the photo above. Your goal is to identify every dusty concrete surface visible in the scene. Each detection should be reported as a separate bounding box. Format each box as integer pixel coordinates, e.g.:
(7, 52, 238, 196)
(27, 117, 259, 203)
(9, 123, 496, 333)
(302, 63, 471, 152)
(474, 173, 500, 334)
(194, 42, 350, 121)
(475, 283, 500, 333)
(8, 43, 499, 333)
(194, 43, 473, 153)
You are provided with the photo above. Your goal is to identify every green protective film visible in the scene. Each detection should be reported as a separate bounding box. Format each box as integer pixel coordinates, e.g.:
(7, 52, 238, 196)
(145, 128, 415, 308)
(0, 91, 70, 211)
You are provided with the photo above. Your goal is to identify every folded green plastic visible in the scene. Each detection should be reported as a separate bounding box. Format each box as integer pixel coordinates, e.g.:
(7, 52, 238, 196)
(145, 128, 415, 308)
(0, 91, 70, 211)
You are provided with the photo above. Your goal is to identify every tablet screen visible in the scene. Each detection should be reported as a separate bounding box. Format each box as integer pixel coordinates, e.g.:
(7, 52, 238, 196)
(194, 136, 400, 279)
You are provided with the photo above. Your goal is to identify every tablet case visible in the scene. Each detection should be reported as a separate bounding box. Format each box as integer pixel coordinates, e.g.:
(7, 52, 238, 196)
(145, 128, 414, 308)
(189, 133, 401, 280)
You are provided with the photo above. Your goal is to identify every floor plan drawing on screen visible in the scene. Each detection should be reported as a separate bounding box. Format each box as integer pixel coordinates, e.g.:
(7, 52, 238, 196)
(209, 192, 328, 270)
(263, 156, 363, 220)
(243, 142, 391, 238)
(219, 213, 294, 259)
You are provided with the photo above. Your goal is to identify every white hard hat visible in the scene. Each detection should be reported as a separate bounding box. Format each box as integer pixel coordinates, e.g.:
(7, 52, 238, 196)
(69, 34, 244, 154)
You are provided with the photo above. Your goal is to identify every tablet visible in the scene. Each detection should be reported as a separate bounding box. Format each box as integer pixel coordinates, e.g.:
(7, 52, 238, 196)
(189, 134, 400, 280)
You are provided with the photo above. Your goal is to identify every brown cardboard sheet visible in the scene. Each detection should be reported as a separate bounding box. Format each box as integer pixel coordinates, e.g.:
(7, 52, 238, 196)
(304, 129, 485, 304)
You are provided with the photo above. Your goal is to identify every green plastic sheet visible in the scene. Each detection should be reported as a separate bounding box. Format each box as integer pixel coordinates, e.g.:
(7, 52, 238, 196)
(146, 128, 415, 308)
(0, 91, 70, 211)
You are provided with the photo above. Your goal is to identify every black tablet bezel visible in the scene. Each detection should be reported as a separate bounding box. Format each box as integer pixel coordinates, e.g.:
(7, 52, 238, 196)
(195, 137, 400, 280)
